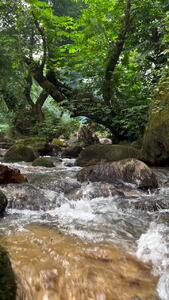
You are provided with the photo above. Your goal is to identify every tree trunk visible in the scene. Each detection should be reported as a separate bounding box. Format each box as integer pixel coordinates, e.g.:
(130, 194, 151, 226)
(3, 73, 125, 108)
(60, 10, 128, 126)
(32, 90, 48, 121)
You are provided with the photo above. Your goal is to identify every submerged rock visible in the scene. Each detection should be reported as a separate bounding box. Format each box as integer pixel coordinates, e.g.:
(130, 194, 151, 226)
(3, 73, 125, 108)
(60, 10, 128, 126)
(32, 157, 55, 168)
(0, 165, 27, 184)
(76, 144, 140, 167)
(78, 159, 158, 189)
(1, 225, 158, 300)
(0, 245, 16, 300)
(4, 145, 37, 162)
(67, 182, 126, 200)
(0, 190, 7, 215)
(134, 198, 167, 211)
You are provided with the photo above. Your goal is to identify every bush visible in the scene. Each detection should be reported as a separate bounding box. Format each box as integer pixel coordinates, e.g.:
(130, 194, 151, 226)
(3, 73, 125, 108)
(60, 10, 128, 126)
(35, 110, 80, 139)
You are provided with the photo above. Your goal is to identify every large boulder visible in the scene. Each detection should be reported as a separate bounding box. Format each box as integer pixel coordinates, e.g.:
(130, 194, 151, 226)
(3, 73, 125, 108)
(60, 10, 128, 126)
(15, 137, 51, 156)
(4, 145, 37, 163)
(76, 144, 140, 167)
(0, 164, 28, 184)
(32, 157, 55, 168)
(0, 246, 16, 300)
(0, 190, 8, 215)
(142, 76, 169, 165)
(78, 158, 158, 189)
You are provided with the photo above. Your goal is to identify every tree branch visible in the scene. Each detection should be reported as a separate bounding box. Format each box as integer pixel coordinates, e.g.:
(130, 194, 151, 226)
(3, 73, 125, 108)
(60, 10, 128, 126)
(35, 89, 48, 108)
(24, 74, 34, 107)
(46, 69, 72, 98)
(25, 57, 66, 101)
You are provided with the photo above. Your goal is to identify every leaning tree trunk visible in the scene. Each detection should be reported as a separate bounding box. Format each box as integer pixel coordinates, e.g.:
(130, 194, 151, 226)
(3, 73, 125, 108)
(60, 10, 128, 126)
(31, 90, 48, 122)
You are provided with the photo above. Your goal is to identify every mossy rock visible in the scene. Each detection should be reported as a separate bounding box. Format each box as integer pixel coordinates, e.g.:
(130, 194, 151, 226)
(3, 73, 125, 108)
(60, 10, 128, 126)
(142, 109, 169, 165)
(51, 138, 67, 148)
(142, 77, 169, 165)
(4, 145, 37, 163)
(76, 144, 141, 167)
(0, 245, 16, 300)
(61, 145, 83, 158)
(32, 157, 55, 168)
(0, 190, 8, 215)
(15, 137, 51, 155)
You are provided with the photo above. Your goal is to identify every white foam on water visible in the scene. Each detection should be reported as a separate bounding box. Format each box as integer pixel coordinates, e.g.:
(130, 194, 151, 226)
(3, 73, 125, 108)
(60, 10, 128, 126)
(47, 198, 96, 222)
(136, 222, 169, 300)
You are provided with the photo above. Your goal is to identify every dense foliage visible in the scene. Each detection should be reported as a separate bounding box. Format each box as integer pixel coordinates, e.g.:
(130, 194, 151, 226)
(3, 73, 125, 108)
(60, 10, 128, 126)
(0, 0, 168, 140)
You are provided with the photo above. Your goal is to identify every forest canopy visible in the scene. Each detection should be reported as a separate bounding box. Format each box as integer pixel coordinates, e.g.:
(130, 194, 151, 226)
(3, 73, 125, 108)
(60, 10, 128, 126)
(0, 0, 168, 140)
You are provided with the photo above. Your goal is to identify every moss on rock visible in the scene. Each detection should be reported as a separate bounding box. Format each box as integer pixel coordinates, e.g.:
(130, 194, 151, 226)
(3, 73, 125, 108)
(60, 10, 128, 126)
(0, 245, 16, 300)
(142, 76, 169, 165)
(0, 190, 8, 215)
(15, 137, 51, 155)
(51, 138, 66, 147)
(4, 145, 37, 163)
(76, 144, 141, 167)
(32, 157, 55, 168)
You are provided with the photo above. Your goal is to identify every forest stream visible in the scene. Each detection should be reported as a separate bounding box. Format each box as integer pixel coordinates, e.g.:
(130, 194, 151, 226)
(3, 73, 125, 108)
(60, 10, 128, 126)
(0, 156, 169, 300)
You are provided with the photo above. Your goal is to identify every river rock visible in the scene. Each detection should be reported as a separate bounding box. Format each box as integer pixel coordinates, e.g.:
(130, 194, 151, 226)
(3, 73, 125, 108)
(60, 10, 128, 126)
(51, 138, 68, 155)
(76, 144, 141, 166)
(78, 158, 158, 189)
(15, 137, 51, 156)
(4, 145, 37, 162)
(0, 190, 8, 215)
(0, 245, 16, 299)
(51, 138, 67, 148)
(61, 145, 82, 158)
(67, 182, 126, 200)
(1, 225, 158, 300)
(142, 76, 169, 165)
(32, 157, 55, 168)
(0, 165, 28, 184)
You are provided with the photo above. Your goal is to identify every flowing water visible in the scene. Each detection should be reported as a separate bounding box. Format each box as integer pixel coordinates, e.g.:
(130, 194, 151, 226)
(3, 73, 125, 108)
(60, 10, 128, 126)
(0, 157, 169, 299)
